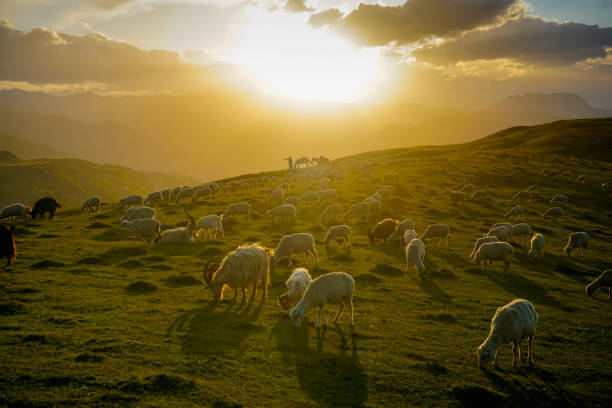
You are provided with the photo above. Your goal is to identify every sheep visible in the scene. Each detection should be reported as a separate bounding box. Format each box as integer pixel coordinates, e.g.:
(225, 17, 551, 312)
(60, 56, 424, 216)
(445, 190, 465, 205)
(586, 270, 612, 299)
(120, 218, 161, 242)
(323, 225, 351, 248)
(195, 185, 213, 200)
(0, 203, 31, 220)
(318, 188, 337, 202)
(368, 218, 399, 243)
(289, 272, 354, 328)
(550, 194, 568, 207)
(473, 242, 514, 272)
(527, 185, 538, 192)
(387, 219, 416, 245)
(563, 232, 589, 257)
(460, 184, 475, 194)
(528, 233, 545, 262)
(197, 215, 224, 240)
(278, 268, 312, 311)
(513, 191, 531, 203)
(170, 186, 183, 201)
(266, 204, 299, 225)
(477, 299, 537, 369)
(511, 223, 531, 244)
(403, 229, 417, 246)
(143, 191, 163, 206)
(345, 202, 369, 220)
(271, 232, 319, 267)
(576, 174, 585, 183)
(492, 223, 513, 233)
(78, 196, 100, 214)
(469, 236, 499, 262)
(119, 194, 143, 209)
(471, 189, 487, 200)
(541, 206, 563, 221)
(300, 191, 320, 203)
(31, 197, 61, 219)
(365, 199, 381, 217)
(504, 206, 526, 220)
(602, 183, 609, 193)
(268, 187, 285, 205)
(175, 186, 195, 205)
(405, 238, 425, 274)
(160, 189, 171, 202)
(283, 196, 300, 209)
(159, 210, 198, 243)
(0, 224, 16, 266)
(224, 203, 252, 224)
(420, 224, 450, 246)
(203, 244, 272, 303)
(487, 226, 511, 242)
(320, 204, 344, 224)
(120, 206, 155, 222)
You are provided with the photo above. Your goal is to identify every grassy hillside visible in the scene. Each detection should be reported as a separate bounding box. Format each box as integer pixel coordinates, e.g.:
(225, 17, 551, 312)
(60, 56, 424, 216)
(0, 133, 69, 160)
(0, 154, 198, 208)
(1, 135, 611, 407)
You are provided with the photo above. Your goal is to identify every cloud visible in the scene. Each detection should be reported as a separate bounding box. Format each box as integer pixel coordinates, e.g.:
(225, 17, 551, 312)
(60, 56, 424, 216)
(326, 0, 523, 46)
(308, 8, 343, 28)
(413, 16, 612, 66)
(284, 0, 313, 13)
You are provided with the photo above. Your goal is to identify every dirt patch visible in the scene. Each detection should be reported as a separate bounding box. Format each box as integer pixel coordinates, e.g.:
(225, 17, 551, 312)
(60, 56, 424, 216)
(125, 281, 157, 295)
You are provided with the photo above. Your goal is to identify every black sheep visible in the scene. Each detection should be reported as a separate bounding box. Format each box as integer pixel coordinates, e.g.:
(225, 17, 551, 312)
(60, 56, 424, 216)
(31, 197, 61, 219)
(0, 225, 16, 266)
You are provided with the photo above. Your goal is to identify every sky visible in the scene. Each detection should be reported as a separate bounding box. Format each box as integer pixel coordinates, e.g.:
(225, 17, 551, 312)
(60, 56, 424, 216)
(0, 0, 611, 107)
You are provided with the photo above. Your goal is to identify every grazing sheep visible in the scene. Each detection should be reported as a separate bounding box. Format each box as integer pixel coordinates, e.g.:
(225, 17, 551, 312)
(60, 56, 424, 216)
(203, 244, 272, 303)
(294, 156, 311, 169)
(541, 207, 563, 221)
(365, 199, 381, 217)
(120, 218, 161, 242)
(477, 299, 537, 369)
(492, 223, 513, 233)
(160, 189, 171, 202)
(159, 210, 198, 243)
(268, 187, 285, 205)
(271, 232, 319, 267)
(471, 189, 487, 200)
(279, 268, 312, 311)
(175, 186, 195, 205)
(318, 188, 338, 202)
(300, 191, 320, 203)
(224, 203, 252, 224)
(194, 185, 213, 200)
(420, 224, 450, 246)
(0, 203, 31, 220)
(387, 219, 416, 244)
(320, 204, 344, 224)
(198, 215, 224, 240)
(289, 272, 354, 328)
(564, 232, 589, 257)
(504, 206, 526, 220)
(143, 191, 163, 206)
(323, 225, 351, 248)
(487, 226, 511, 242)
(602, 183, 609, 193)
(266, 204, 299, 225)
(550, 194, 568, 207)
(283, 196, 300, 208)
(445, 190, 465, 205)
(460, 184, 475, 194)
(81, 196, 101, 214)
(0, 224, 16, 266)
(403, 229, 417, 246)
(511, 223, 531, 243)
(513, 191, 531, 203)
(120, 206, 155, 222)
(470, 236, 499, 262)
(528, 233, 545, 262)
(345, 202, 369, 220)
(368, 218, 399, 243)
(405, 238, 425, 274)
(119, 194, 143, 209)
(170, 186, 183, 201)
(586, 270, 612, 299)
(31, 197, 61, 219)
(473, 242, 514, 272)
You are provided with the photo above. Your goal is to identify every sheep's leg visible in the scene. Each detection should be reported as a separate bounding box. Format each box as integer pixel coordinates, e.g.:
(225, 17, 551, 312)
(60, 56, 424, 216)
(313, 249, 320, 266)
(346, 235, 351, 248)
(348, 297, 354, 327)
(512, 340, 519, 368)
(251, 281, 257, 300)
(332, 301, 344, 323)
(261, 278, 267, 299)
(493, 348, 500, 368)
(287, 251, 294, 267)
(241, 286, 247, 303)
(232, 288, 238, 303)
(315, 307, 323, 328)
(528, 335, 533, 364)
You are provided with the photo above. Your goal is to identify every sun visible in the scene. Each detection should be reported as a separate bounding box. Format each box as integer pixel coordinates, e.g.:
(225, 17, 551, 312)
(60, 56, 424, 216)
(223, 7, 384, 103)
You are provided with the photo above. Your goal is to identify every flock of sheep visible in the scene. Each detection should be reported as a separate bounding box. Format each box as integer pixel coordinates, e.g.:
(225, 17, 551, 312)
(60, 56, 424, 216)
(1, 158, 611, 371)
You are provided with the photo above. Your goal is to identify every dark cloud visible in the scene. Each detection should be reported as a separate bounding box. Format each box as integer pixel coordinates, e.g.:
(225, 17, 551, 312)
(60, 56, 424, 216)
(331, 0, 522, 46)
(284, 0, 313, 13)
(413, 17, 612, 66)
(308, 8, 343, 28)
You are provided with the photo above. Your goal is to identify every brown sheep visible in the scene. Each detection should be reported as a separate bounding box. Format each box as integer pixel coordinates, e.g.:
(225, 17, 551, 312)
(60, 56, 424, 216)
(368, 218, 399, 243)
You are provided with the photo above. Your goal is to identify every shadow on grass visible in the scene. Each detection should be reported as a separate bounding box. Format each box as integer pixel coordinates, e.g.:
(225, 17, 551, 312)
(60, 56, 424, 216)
(485, 272, 571, 311)
(414, 276, 453, 304)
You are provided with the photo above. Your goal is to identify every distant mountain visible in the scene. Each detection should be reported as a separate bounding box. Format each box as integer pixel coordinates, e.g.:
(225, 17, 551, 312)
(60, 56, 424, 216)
(490, 93, 612, 119)
(0, 133, 70, 160)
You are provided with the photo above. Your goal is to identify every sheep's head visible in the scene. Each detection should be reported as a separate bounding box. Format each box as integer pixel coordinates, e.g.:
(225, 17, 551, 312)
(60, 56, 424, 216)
(278, 293, 290, 311)
(203, 261, 223, 301)
(476, 341, 496, 370)
(564, 244, 572, 257)
(120, 220, 130, 228)
(289, 306, 304, 327)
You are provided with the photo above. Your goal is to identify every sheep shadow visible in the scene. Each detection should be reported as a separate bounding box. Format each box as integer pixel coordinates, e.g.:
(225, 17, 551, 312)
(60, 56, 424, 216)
(485, 272, 570, 311)
(271, 321, 368, 408)
(414, 275, 453, 304)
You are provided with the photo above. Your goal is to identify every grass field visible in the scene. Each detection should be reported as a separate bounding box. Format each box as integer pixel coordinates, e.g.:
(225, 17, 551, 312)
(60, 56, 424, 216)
(1, 135, 611, 407)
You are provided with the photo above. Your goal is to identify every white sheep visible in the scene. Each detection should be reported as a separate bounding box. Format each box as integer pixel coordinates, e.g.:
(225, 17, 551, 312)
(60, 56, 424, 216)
(120, 218, 161, 242)
(511, 223, 531, 243)
(469, 236, 499, 262)
(143, 191, 163, 206)
(159, 210, 198, 243)
(224, 203, 252, 224)
(120, 206, 155, 222)
(586, 269, 612, 299)
(268, 187, 285, 205)
(318, 188, 337, 202)
(403, 229, 417, 246)
(300, 191, 320, 203)
(528, 233, 545, 261)
(473, 242, 514, 272)
(197, 215, 224, 240)
(195, 185, 213, 200)
(492, 223, 513, 233)
(387, 219, 416, 244)
(271, 232, 319, 267)
(0, 203, 31, 220)
(550, 194, 568, 207)
(278, 268, 312, 311)
(541, 207, 563, 221)
(175, 186, 195, 205)
(564, 232, 589, 257)
(119, 194, 143, 209)
(323, 225, 351, 248)
(289, 272, 354, 328)
(477, 299, 537, 369)
(345, 202, 369, 220)
(266, 204, 299, 225)
(81, 196, 101, 213)
(405, 238, 425, 274)
(420, 224, 450, 246)
(504, 206, 526, 220)
(203, 244, 272, 302)
(320, 204, 344, 224)
(486, 226, 511, 242)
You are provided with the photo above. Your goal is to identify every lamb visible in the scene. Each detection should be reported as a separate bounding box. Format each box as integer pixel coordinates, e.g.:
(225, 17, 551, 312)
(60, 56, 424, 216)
(120, 206, 155, 222)
(159, 210, 198, 243)
(477, 299, 537, 369)
(420, 224, 450, 246)
(278, 268, 312, 311)
(504, 206, 526, 220)
(345, 202, 369, 220)
(323, 225, 351, 248)
(511, 223, 531, 244)
(197, 215, 224, 240)
(175, 186, 195, 205)
(586, 269, 612, 299)
(289, 272, 354, 328)
(0, 224, 16, 266)
(563, 232, 589, 257)
(471, 189, 487, 200)
(387, 219, 416, 245)
(513, 191, 531, 203)
(403, 229, 417, 246)
(528, 233, 545, 262)
(0, 203, 31, 220)
(203, 244, 272, 303)
(550, 194, 568, 207)
(541, 206, 563, 221)
(405, 238, 425, 274)
(224, 203, 252, 224)
(268, 187, 285, 205)
(320, 204, 344, 224)
(266, 204, 299, 225)
(469, 236, 499, 262)
(120, 218, 161, 242)
(368, 218, 399, 243)
(271, 232, 319, 267)
(81, 196, 101, 214)
(31, 197, 61, 219)
(473, 242, 514, 272)
(143, 191, 163, 206)
(487, 226, 511, 242)
(119, 194, 143, 209)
